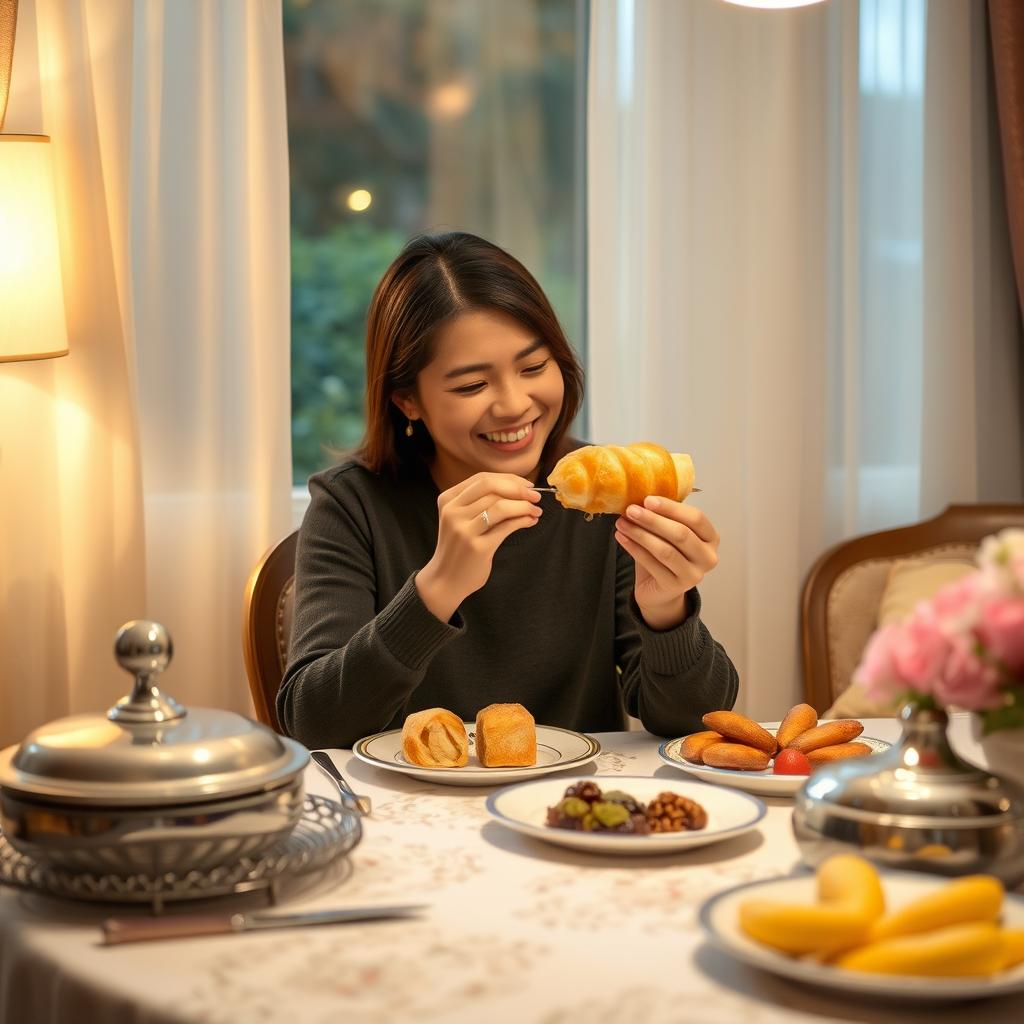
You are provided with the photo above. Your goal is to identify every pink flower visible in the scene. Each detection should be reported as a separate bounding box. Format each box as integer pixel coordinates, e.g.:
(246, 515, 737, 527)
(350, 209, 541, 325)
(855, 624, 909, 703)
(977, 596, 1024, 675)
(927, 574, 985, 632)
(889, 615, 951, 693)
(932, 633, 1004, 711)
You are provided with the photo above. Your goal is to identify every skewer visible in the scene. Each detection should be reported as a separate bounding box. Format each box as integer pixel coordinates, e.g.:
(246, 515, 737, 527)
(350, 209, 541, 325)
(532, 487, 703, 494)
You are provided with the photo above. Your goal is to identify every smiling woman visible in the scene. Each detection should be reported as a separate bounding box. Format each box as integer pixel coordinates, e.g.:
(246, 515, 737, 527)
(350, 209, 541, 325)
(277, 231, 739, 750)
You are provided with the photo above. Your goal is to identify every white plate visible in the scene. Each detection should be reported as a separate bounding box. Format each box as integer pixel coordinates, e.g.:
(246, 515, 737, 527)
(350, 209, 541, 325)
(700, 871, 1024, 1002)
(659, 723, 891, 797)
(486, 775, 765, 855)
(352, 724, 601, 786)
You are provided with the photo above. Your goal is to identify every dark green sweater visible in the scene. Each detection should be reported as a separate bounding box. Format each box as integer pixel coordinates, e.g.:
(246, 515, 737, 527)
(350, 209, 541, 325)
(278, 459, 739, 749)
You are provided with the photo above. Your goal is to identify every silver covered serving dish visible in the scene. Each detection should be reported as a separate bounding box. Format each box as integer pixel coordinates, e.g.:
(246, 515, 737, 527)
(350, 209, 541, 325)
(0, 621, 309, 876)
(792, 704, 1024, 887)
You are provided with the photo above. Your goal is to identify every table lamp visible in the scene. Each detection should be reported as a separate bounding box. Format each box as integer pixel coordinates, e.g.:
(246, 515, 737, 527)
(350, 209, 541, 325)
(0, 0, 68, 364)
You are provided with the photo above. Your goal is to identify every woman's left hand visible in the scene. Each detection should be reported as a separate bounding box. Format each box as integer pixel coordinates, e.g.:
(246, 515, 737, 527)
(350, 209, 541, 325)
(614, 496, 720, 631)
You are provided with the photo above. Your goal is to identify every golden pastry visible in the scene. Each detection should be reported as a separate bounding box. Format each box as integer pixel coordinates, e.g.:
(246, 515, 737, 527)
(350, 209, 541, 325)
(546, 442, 695, 516)
(702, 711, 778, 755)
(401, 708, 469, 767)
(775, 703, 818, 748)
(701, 742, 771, 771)
(788, 720, 864, 753)
(475, 702, 537, 767)
(806, 742, 873, 766)
(680, 730, 724, 764)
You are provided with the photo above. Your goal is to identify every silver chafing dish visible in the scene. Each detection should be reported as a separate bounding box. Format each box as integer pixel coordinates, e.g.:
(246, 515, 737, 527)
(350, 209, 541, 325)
(0, 621, 309, 876)
(792, 704, 1024, 887)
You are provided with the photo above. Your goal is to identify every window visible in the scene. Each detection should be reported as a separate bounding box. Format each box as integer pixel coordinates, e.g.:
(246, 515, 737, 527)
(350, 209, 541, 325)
(284, 0, 589, 485)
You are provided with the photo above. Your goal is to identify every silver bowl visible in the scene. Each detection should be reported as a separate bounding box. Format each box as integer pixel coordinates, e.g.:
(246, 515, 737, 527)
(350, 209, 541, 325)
(792, 704, 1024, 887)
(0, 621, 309, 876)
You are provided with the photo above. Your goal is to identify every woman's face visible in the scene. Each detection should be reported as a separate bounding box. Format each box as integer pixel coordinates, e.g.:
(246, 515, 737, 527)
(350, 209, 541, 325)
(398, 309, 565, 489)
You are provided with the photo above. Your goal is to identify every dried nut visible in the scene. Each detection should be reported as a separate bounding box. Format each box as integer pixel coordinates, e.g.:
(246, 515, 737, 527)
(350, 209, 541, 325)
(646, 791, 708, 833)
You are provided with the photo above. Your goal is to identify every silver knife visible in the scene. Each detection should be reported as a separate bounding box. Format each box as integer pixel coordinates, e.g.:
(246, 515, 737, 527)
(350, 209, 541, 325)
(101, 904, 426, 945)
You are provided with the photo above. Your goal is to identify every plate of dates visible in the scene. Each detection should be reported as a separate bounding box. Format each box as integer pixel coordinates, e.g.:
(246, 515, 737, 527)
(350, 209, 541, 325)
(485, 776, 765, 855)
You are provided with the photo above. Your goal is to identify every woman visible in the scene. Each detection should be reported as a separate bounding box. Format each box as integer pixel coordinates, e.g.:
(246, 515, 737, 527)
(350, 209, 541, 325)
(278, 232, 738, 749)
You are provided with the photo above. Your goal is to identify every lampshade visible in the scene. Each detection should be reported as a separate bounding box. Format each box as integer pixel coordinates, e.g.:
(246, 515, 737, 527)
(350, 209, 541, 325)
(0, 134, 69, 362)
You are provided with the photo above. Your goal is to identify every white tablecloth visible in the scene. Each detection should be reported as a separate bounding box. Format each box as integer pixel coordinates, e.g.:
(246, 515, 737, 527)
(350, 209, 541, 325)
(0, 715, 1018, 1024)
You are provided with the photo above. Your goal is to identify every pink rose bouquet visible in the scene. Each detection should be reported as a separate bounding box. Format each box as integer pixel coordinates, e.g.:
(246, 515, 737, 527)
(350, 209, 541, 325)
(854, 528, 1024, 733)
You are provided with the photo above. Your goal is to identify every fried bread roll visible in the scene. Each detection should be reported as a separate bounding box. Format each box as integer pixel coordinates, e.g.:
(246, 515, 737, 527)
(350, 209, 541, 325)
(680, 730, 723, 764)
(401, 708, 469, 767)
(702, 711, 778, 756)
(475, 703, 536, 767)
(788, 720, 864, 753)
(702, 742, 771, 771)
(776, 703, 818, 748)
(547, 442, 695, 515)
(806, 742, 873, 766)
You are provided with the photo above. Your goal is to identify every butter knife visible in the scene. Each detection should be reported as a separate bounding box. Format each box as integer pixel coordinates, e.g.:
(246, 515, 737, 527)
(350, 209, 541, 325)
(101, 904, 426, 945)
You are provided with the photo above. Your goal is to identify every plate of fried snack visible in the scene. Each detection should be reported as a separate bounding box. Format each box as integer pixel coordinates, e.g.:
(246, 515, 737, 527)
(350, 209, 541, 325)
(700, 854, 1024, 1001)
(352, 703, 601, 786)
(486, 776, 765, 855)
(658, 705, 890, 796)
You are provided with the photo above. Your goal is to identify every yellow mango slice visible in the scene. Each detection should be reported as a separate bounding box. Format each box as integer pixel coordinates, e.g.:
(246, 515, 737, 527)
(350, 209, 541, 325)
(739, 856, 885, 957)
(1001, 928, 1024, 970)
(817, 855, 886, 919)
(739, 901, 875, 956)
(868, 876, 1004, 943)
(837, 922, 1005, 976)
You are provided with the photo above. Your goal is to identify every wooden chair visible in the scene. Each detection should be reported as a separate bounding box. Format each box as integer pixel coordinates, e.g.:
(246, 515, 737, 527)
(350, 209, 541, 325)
(242, 530, 299, 733)
(800, 503, 1024, 714)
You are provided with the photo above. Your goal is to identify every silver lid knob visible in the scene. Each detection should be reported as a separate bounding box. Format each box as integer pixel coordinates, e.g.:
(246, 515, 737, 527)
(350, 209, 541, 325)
(108, 620, 186, 724)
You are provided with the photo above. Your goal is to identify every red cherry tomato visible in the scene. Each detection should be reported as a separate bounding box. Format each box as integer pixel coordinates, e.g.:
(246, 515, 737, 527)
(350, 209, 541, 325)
(773, 748, 812, 775)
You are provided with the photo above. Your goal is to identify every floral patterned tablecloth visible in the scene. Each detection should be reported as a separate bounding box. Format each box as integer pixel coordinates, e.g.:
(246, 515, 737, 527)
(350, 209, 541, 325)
(0, 717, 1017, 1024)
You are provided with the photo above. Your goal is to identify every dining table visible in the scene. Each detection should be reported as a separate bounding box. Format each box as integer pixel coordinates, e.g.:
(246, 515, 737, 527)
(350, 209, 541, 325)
(0, 713, 1019, 1024)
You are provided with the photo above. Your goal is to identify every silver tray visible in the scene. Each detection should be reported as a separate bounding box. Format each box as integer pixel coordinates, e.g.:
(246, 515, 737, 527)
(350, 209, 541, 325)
(0, 795, 360, 914)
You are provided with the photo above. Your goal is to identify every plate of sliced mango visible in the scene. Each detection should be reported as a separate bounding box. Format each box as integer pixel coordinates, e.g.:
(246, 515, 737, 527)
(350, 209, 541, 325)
(699, 856, 1024, 1001)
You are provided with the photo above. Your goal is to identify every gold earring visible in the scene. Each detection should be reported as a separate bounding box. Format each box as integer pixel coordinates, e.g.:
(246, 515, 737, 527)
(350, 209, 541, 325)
(405, 418, 414, 437)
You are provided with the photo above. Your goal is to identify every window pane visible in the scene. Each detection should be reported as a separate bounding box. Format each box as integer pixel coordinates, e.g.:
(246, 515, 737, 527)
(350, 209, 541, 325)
(284, 0, 589, 484)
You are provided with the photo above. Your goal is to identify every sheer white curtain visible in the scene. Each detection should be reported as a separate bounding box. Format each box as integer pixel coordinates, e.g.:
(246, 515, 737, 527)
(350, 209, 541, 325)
(588, 0, 1022, 718)
(0, 0, 290, 746)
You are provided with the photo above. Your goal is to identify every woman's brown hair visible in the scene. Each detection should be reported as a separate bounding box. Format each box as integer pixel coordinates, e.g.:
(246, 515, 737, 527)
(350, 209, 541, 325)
(355, 231, 584, 478)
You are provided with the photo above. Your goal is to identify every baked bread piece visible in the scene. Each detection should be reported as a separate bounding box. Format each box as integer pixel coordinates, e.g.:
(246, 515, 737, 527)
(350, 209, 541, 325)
(776, 703, 818, 748)
(702, 711, 779, 756)
(701, 742, 771, 771)
(806, 742, 873, 766)
(680, 730, 723, 764)
(475, 703, 537, 767)
(546, 442, 695, 516)
(787, 720, 864, 753)
(401, 708, 469, 767)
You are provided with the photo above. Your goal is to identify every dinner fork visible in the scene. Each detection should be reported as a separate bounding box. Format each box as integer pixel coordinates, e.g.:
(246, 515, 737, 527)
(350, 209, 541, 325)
(311, 750, 372, 816)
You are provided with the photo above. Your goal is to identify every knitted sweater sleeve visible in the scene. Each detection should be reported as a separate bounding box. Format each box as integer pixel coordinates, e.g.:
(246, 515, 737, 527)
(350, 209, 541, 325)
(276, 474, 462, 749)
(614, 543, 739, 736)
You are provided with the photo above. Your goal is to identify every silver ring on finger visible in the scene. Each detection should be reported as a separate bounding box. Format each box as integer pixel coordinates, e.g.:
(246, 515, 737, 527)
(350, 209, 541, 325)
(480, 508, 491, 529)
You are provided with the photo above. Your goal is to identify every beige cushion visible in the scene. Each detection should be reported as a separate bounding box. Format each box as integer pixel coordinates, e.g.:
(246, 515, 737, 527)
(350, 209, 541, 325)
(876, 558, 975, 626)
(823, 548, 977, 718)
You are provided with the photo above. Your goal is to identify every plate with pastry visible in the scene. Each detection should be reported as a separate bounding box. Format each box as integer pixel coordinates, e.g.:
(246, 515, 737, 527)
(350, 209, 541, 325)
(486, 776, 765, 855)
(699, 855, 1024, 1001)
(353, 703, 601, 786)
(659, 706, 891, 796)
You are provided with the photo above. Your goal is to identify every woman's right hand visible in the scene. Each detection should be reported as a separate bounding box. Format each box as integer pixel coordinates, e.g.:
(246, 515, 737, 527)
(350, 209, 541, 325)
(415, 473, 542, 622)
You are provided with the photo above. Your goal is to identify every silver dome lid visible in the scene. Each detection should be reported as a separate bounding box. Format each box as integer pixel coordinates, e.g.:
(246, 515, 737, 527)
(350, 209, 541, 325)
(0, 621, 308, 807)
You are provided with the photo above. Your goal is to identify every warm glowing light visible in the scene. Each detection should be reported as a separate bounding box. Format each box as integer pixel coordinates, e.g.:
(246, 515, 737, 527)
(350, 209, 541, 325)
(0, 135, 69, 362)
(346, 189, 372, 212)
(429, 81, 474, 119)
